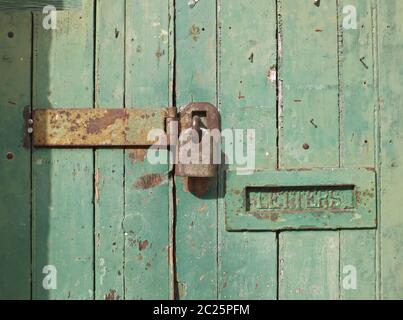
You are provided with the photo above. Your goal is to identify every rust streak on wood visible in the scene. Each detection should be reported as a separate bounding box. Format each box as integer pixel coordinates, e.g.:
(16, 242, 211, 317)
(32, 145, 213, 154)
(134, 173, 165, 190)
(105, 289, 120, 300)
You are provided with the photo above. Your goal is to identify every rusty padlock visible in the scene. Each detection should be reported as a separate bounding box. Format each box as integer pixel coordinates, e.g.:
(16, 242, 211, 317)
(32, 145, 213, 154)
(176, 103, 220, 178)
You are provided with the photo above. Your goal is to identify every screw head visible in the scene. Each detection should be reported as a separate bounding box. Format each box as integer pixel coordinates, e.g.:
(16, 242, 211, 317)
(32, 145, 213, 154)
(27, 127, 34, 134)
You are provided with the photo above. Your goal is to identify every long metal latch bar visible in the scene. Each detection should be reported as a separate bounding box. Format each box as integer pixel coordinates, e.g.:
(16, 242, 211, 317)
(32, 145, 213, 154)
(30, 108, 177, 147)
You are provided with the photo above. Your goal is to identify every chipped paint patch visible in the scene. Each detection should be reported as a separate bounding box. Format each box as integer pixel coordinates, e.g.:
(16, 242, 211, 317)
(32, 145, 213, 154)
(268, 66, 277, 84)
(94, 170, 101, 203)
(189, 25, 201, 41)
(105, 289, 120, 300)
(160, 29, 169, 43)
(188, 0, 200, 8)
(198, 204, 208, 214)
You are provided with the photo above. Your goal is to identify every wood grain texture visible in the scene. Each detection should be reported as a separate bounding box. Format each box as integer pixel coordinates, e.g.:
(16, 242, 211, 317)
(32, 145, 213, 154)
(278, 0, 340, 300)
(340, 230, 376, 299)
(279, 0, 339, 169)
(3, 0, 403, 300)
(94, 0, 125, 300)
(378, 0, 403, 299)
(338, 0, 377, 300)
(32, 0, 94, 299)
(0, 11, 32, 299)
(175, 0, 218, 300)
(123, 0, 171, 300)
(340, 0, 376, 168)
(279, 232, 339, 300)
(217, 0, 278, 299)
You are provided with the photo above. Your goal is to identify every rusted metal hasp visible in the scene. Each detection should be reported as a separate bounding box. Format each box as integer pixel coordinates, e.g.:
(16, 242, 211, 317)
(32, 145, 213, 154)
(32, 108, 173, 147)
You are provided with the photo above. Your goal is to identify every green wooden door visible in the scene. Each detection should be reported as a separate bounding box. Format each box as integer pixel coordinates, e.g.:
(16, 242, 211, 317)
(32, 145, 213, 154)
(1, 0, 403, 300)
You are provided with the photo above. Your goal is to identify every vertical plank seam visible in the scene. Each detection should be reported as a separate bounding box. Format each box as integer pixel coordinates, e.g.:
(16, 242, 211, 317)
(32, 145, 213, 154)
(215, 0, 219, 299)
(276, 232, 280, 300)
(30, 10, 35, 300)
(31, 10, 40, 299)
(123, 0, 127, 300)
(92, 0, 97, 300)
(373, 0, 382, 300)
(216, 0, 222, 300)
(169, 0, 178, 300)
(336, 0, 343, 300)
(276, 0, 283, 300)
(276, 0, 283, 171)
(215, 0, 219, 301)
(338, 230, 341, 300)
(370, 0, 379, 300)
(337, 0, 344, 169)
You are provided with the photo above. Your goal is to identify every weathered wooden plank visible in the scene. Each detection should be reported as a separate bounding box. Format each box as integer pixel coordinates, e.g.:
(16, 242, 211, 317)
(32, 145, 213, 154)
(338, 0, 377, 300)
(340, 0, 376, 168)
(279, 232, 339, 300)
(124, 0, 171, 300)
(94, 0, 125, 300)
(175, 0, 218, 300)
(340, 230, 376, 299)
(279, 0, 339, 169)
(218, 232, 277, 300)
(32, 1, 94, 299)
(278, 0, 340, 300)
(0, 11, 32, 300)
(0, 0, 82, 10)
(378, 0, 403, 299)
(217, 0, 278, 299)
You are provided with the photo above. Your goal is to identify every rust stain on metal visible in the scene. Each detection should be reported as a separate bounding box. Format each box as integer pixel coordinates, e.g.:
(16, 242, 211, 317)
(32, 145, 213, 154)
(32, 108, 169, 147)
(183, 177, 210, 197)
(176, 103, 220, 178)
(356, 191, 361, 205)
(129, 149, 147, 164)
(105, 289, 120, 300)
(270, 213, 279, 222)
(86, 109, 126, 135)
(134, 173, 164, 190)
